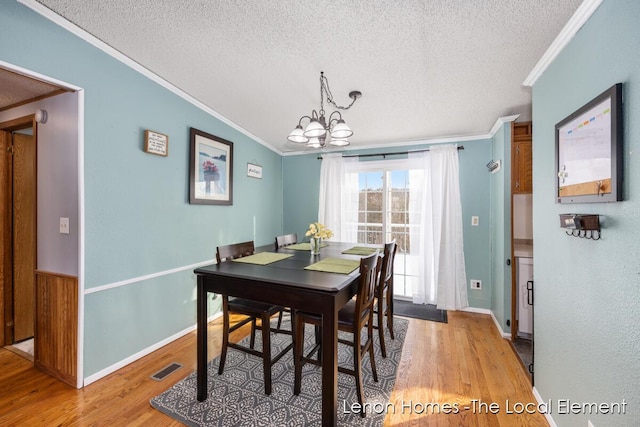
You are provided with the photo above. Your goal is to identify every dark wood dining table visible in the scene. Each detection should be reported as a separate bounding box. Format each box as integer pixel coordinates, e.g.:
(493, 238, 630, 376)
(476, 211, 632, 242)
(194, 241, 371, 427)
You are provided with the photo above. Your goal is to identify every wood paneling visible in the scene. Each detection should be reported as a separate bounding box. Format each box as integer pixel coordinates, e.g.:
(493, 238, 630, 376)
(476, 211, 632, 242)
(12, 133, 36, 342)
(0, 130, 9, 346)
(0, 311, 547, 426)
(34, 271, 78, 387)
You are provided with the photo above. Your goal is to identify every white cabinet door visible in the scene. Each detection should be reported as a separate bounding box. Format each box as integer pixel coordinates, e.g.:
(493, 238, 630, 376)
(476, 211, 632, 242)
(517, 257, 533, 335)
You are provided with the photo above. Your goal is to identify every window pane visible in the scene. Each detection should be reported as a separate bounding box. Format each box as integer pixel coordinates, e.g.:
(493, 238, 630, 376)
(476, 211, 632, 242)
(356, 168, 412, 297)
(391, 189, 408, 211)
(390, 170, 408, 189)
(359, 192, 366, 207)
(390, 211, 406, 224)
(367, 211, 383, 224)
(367, 190, 383, 211)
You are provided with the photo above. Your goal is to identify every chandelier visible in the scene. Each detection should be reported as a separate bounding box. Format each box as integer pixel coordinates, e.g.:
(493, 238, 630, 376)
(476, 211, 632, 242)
(287, 72, 361, 148)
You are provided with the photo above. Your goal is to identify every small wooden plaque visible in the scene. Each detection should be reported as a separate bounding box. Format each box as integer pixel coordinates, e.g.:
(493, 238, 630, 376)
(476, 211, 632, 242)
(247, 163, 262, 179)
(144, 130, 169, 156)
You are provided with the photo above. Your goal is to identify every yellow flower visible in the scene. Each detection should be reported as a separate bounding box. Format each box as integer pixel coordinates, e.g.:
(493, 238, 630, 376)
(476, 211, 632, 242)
(306, 222, 333, 239)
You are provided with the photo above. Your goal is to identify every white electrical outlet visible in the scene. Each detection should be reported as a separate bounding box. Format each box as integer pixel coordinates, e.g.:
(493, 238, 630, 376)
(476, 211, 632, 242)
(471, 216, 479, 226)
(59, 217, 70, 234)
(470, 279, 482, 290)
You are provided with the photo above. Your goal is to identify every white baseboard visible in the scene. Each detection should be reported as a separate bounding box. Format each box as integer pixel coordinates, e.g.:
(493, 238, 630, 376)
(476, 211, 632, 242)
(461, 306, 491, 315)
(490, 311, 512, 339)
(533, 386, 558, 427)
(83, 311, 222, 386)
(460, 306, 511, 338)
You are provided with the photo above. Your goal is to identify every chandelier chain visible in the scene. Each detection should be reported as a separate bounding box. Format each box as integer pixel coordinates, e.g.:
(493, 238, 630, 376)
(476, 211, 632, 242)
(321, 72, 356, 111)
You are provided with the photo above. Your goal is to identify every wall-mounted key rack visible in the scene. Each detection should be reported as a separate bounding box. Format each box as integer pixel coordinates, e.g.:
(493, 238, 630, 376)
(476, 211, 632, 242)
(559, 214, 601, 240)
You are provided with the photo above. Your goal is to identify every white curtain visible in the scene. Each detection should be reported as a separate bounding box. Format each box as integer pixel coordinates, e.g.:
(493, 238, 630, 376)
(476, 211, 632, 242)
(318, 154, 358, 242)
(409, 145, 468, 310)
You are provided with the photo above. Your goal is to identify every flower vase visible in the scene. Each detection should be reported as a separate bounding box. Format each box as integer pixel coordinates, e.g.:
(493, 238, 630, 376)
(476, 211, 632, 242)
(310, 237, 322, 255)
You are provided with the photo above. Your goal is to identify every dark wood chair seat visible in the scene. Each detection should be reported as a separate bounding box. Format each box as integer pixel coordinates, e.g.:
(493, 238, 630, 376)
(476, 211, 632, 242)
(216, 241, 293, 395)
(293, 251, 380, 417)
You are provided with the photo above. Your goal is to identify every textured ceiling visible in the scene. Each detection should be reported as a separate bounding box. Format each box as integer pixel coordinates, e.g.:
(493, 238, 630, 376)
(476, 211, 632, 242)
(32, 0, 584, 154)
(0, 67, 69, 112)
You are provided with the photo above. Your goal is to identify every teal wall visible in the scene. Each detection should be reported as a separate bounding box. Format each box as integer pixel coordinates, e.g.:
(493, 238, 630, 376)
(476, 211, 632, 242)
(283, 140, 493, 309)
(532, 1, 640, 426)
(490, 123, 513, 332)
(1, 2, 283, 378)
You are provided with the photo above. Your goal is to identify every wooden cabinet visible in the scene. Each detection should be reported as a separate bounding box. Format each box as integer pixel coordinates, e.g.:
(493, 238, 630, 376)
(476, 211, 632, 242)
(512, 122, 532, 194)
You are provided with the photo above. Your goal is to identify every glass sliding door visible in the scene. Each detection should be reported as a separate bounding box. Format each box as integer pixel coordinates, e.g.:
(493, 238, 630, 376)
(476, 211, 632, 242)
(356, 167, 416, 299)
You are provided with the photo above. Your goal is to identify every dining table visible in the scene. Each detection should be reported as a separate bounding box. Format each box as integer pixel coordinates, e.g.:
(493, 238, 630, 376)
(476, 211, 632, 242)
(194, 241, 379, 426)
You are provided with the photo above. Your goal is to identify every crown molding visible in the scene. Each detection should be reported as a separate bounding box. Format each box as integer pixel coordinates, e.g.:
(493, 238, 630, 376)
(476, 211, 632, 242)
(523, 0, 604, 87)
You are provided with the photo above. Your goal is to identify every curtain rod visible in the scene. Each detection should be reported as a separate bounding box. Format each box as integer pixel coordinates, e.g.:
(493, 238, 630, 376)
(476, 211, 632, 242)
(316, 145, 464, 160)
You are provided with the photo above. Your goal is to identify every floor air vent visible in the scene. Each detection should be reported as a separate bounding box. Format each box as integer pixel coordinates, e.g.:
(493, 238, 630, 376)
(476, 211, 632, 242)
(151, 362, 183, 381)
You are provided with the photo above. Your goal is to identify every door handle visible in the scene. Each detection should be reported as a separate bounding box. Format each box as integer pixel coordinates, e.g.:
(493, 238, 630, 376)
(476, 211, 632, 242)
(527, 280, 534, 305)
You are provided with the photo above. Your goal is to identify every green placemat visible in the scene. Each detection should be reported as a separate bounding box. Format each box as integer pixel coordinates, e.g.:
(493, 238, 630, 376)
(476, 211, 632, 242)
(232, 252, 293, 265)
(285, 242, 329, 251)
(304, 258, 360, 274)
(341, 246, 379, 255)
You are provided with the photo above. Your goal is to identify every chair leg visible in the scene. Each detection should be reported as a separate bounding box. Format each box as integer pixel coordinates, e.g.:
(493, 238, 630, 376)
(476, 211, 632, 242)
(261, 313, 272, 395)
(249, 318, 257, 349)
(218, 299, 230, 375)
(377, 295, 387, 358)
(353, 327, 366, 418)
(314, 324, 322, 362)
(277, 310, 284, 329)
(368, 313, 378, 383)
(293, 317, 304, 395)
(387, 285, 395, 340)
(290, 310, 296, 354)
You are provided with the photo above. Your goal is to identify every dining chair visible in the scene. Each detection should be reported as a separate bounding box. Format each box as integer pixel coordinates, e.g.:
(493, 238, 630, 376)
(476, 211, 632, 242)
(216, 241, 293, 395)
(374, 240, 397, 358)
(274, 233, 297, 250)
(274, 233, 298, 328)
(293, 251, 380, 417)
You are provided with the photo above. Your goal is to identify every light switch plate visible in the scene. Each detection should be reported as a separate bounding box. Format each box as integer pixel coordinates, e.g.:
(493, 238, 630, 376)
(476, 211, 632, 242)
(471, 216, 479, 226)
(59, 217, 70, 234)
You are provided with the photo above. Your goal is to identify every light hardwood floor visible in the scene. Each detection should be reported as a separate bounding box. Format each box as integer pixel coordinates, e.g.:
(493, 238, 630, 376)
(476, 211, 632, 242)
(0, 311, 547, 426)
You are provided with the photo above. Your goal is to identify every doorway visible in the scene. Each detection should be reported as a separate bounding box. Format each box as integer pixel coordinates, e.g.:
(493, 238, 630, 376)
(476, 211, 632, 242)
(0, 63, 82, 387)
(509, 121, 534, 383)
(1, 116, 37, 358)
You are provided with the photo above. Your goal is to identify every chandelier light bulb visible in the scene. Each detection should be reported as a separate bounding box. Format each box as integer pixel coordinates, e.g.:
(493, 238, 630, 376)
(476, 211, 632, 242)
(329, 138, 350, 146)
(307, 137, 322, 149)
(287, 125, 309, 143)
(330, 119, 352, 139)
(303, 118, 327, 138)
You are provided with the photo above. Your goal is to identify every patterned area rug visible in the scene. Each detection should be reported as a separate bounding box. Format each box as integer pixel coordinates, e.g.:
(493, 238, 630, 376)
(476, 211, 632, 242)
(151, 316, 408, 426)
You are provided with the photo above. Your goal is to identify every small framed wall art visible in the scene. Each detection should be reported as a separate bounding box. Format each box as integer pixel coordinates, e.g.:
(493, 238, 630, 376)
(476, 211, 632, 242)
(189, 127, 233, 205)
(143, 130, 169, 156)
(247, 162, 263, 179)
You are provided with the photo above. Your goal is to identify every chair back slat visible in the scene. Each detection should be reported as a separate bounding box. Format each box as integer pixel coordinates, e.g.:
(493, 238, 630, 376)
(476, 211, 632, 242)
(379, 240, 397, 287)
(216, 241, 255, 263)
(355, 251, 380, 321)
(275, 233, 298, 250)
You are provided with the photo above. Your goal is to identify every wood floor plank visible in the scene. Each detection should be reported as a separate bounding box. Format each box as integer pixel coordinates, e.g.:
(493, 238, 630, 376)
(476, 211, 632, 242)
(0, 311, 547, 426)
